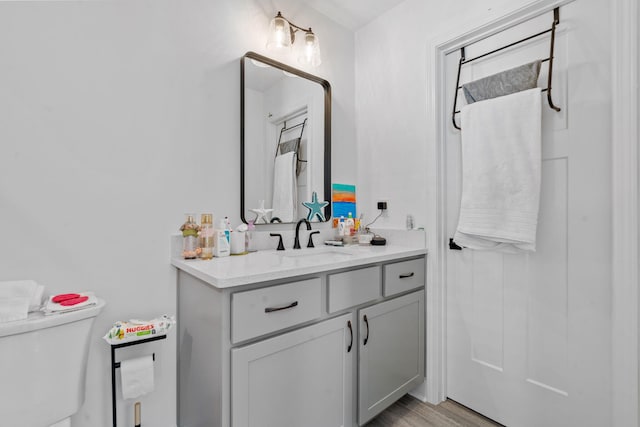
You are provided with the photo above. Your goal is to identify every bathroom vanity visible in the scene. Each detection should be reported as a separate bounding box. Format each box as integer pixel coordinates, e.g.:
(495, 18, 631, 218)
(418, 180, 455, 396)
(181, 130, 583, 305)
(172, 243, 426, 427)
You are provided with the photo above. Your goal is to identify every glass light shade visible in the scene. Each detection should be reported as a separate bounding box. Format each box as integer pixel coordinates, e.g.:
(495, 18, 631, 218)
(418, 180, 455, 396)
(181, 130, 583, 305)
(297, 31, 321, 67)
(266, 14, 292, 50)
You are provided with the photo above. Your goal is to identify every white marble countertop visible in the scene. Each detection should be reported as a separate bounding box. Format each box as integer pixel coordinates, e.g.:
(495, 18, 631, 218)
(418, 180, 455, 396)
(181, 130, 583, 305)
(171, 244, 427, 289)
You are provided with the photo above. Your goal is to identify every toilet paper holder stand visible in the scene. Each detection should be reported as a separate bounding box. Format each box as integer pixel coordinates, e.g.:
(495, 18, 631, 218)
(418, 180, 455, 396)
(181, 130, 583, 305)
(110, 334, 166, 427)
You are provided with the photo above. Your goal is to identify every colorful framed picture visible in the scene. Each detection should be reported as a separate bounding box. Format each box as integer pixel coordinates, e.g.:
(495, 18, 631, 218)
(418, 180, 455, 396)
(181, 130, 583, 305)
(332, 183, 356, 226)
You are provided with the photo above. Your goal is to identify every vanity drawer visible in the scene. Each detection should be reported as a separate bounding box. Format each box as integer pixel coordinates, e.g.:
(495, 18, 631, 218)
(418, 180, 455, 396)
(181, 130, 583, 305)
(328, 266, 381, 313)
(383, 258, 425, 297)
(231, 278, 322, 343)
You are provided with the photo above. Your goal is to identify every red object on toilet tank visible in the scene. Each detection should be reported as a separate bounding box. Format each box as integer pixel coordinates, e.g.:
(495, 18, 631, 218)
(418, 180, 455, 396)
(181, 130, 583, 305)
(58, 296, 89, 306)
(52, 293, 81, 303)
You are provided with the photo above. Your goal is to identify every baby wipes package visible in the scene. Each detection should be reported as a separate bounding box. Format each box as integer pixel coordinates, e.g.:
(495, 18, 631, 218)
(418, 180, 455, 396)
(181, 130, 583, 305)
(103, 315, 176, 344)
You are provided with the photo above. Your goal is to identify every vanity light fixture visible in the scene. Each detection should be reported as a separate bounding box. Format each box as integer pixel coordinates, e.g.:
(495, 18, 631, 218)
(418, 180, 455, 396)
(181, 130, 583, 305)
(266, 11, 322, 67)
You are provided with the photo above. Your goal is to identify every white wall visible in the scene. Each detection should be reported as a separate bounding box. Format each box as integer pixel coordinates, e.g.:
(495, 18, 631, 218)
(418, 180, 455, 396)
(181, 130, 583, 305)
(0, 1, 354, 426)
(354, 0, 534, 231)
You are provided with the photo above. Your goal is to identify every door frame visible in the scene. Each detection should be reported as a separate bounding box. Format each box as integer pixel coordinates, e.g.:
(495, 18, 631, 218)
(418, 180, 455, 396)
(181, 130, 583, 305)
(611, 0, 639, 425)
(424, 1, 639, 425)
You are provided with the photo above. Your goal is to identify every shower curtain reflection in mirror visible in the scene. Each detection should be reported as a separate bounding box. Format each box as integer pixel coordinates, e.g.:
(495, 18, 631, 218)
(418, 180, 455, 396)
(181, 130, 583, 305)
(271, 115, 308, 223)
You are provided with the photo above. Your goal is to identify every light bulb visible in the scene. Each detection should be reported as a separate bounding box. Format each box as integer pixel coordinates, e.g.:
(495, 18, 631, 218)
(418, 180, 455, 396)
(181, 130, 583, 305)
(274, 17, 286, 46)
(297, 31, 321, 67)
(266, 13, 292, 50)
(304, 33, 315, 62)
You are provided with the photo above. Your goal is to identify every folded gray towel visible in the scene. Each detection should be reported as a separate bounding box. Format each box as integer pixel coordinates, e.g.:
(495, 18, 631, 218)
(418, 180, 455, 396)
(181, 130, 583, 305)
(463, 60, 541, 104)
(278, 138, 300, 154)
(278, 138, 303, 176)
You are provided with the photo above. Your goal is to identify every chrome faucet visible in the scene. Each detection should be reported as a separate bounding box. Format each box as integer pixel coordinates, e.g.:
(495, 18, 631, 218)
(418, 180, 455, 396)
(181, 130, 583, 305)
(294, 218, 311, 249)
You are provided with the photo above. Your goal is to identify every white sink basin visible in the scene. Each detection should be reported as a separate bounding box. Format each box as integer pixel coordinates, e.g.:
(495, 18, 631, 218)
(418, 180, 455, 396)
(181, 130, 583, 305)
(279, 247, 354, 260)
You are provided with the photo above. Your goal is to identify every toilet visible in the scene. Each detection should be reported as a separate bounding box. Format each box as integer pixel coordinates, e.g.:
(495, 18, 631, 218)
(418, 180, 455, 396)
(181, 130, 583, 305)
(0, 299, 105, 427)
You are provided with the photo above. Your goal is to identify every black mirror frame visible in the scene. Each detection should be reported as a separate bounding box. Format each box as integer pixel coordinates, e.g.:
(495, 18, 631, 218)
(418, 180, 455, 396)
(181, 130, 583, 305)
(240, 51, 332, 224)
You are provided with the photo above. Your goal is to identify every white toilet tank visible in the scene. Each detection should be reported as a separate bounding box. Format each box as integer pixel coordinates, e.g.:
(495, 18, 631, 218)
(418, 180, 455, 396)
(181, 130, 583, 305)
(0, 299, 105, 427)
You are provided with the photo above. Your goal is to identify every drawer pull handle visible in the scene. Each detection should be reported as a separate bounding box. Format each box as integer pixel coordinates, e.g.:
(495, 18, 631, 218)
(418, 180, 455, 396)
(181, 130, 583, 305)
(399, 272, 415, 279)
(363, 315, 369, 346)
(347, 320, 353, 353)
(264, 301, 299, 313)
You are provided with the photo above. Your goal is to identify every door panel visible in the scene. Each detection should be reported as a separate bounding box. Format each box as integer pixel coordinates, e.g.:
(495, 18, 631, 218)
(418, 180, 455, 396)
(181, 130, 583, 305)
(359, 290, 425, 425)
(470, 252, 504, 371)
(526, 158, 568, 394)
(445, 4, 610, 427)
(232, 313, 353, 427)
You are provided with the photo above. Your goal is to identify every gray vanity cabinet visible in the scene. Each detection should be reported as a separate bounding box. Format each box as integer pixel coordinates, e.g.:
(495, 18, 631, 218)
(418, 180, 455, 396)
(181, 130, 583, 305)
(176, 254, 426, 427)
(231, 313, 354, 427)
(358, 290, 425, 425)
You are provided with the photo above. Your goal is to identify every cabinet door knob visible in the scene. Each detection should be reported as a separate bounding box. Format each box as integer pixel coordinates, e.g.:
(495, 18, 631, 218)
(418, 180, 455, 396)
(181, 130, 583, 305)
(347, 320, 353, 353)
(264, 301, 298, 313)
(399, 272, 414, 279)
(363, 315, 369, 346)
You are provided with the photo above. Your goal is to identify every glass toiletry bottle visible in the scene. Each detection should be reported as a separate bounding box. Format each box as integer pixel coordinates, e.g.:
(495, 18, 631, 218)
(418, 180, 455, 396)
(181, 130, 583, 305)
(246, 220, 256, 252)
(180, 214, 201, 259)
(199, 213, 214, 260)
(358, 226, 374, 245)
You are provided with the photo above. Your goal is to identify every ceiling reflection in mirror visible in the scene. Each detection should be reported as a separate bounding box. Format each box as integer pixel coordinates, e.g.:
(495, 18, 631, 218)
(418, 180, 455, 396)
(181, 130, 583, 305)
(241, 52, 331, 225)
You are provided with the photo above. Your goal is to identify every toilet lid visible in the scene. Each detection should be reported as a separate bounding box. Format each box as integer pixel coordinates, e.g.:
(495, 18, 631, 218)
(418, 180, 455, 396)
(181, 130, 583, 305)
(0, 298, 105, 338)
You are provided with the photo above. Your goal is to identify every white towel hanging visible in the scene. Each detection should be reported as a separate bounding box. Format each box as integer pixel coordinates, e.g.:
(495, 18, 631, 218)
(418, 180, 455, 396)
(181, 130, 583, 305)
(271, 152, 297, 223)
(453, 88, 542, 252)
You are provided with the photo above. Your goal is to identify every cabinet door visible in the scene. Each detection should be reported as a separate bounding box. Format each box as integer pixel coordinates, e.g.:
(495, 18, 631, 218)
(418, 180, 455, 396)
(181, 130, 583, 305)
(358, 290, 425, 425)
(232, 313, 355, 427)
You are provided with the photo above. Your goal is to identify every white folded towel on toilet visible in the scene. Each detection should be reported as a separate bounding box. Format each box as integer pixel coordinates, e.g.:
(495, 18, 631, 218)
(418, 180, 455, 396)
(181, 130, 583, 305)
(42, 292, 98, 315)
(0, 280, 45, 322)
(453, 88, 542, 252)
(0, 297, 30, 323)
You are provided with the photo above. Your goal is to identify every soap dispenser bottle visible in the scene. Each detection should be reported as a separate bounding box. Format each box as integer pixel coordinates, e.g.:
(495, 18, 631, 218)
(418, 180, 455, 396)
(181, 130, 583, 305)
(213, 219, 230, 257)
(338, 216, 346, 236)
(346, 213, 355, 236)
(180, 214, 200, 259)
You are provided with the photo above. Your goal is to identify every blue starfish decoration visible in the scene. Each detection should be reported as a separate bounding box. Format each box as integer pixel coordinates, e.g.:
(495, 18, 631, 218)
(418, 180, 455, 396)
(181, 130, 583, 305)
(302, 191, 329, 221)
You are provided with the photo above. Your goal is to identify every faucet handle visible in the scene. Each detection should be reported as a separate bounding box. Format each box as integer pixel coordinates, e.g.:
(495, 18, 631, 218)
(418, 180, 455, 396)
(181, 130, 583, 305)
(270, 233, 285, 251)
(307, 231, 320, 248)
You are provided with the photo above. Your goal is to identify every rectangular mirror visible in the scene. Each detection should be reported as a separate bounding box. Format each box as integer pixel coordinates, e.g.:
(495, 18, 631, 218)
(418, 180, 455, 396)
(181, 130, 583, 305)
(241, 51, 331, 225)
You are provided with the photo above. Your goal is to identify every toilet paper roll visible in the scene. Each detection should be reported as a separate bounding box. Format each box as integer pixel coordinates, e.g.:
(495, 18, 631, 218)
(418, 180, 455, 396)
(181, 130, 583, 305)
(120, 355, 154, 400)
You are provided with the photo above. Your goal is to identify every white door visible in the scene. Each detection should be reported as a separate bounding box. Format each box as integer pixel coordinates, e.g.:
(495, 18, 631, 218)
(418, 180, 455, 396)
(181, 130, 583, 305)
(231, 313, 354, 427)
(445, 4, 611, 427)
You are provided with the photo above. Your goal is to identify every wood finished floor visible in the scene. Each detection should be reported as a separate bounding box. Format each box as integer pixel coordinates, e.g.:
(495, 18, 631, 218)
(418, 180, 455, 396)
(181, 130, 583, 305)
(366, 395, 503, 427)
